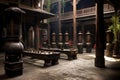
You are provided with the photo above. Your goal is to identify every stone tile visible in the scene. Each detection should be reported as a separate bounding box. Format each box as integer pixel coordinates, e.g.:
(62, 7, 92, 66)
(0, 52, 120, 80)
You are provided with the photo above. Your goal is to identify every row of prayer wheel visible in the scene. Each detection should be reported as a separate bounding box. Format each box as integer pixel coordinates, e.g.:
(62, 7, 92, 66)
(51, 31, 92, 53)
(52, 32, 67, 49)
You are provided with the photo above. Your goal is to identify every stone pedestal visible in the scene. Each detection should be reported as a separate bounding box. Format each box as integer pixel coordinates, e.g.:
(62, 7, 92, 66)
(4, 61, 23, 77)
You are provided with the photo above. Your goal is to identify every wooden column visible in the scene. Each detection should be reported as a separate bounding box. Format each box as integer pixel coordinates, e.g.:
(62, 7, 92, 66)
(73, 0, 77, 48)
(95, 0, 105, 68)
(58, 1, 63, 49)
(47, 21, 50, 48)
(35, 24, 39, 49)
(47, 0, 51, 48)
(28, 26, 35, 48)
(58, 0, 61, 33)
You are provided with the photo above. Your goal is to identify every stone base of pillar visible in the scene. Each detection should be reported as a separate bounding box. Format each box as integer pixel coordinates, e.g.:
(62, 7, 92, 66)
(95, 57, 105, 68)
(4, 61, 23, 77)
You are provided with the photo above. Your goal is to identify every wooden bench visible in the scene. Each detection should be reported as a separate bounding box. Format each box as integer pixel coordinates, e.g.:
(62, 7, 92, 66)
(59, 49, 77, 60)
(40, 48, 77, 60)
(23, 50, 60, 67)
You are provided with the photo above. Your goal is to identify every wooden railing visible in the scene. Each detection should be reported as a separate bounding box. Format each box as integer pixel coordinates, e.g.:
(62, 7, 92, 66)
(104, 3, 114, 13)
(77, 6, 95, 17)
(50, 4, 114, 22)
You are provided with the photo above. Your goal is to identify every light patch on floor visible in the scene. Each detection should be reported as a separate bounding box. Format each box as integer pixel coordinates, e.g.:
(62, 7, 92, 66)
(87, 54, 120, 62)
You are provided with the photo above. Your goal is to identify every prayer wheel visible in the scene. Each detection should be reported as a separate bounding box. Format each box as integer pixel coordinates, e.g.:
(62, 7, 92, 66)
(105, 30, 113, 57)
(52, 32, 56, 48)
(64, 32, 69, 49)
(86, 31, 92, 53)
(77, 31, 83, 53)
(58, 33, 63, 50)
(42, 30, 47, 48)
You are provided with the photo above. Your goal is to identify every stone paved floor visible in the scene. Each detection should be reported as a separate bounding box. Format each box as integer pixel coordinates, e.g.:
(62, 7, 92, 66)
(0, 52, 120, 80)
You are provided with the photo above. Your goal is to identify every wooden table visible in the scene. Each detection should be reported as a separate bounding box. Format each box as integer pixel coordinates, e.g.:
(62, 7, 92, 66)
(40, 48, 77, 60)
(23, 50, 60, 67)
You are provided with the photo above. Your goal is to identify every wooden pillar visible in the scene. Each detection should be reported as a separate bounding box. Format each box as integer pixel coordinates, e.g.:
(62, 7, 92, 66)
(28, 26, 35, 48)
(47, 0, 51, 48)
(35, 24, 39, 49)
(58, 0, 61, 33)
(47, 21, 50, 48)
(73, 0, 77, 48)
(95, 0, 105, 68)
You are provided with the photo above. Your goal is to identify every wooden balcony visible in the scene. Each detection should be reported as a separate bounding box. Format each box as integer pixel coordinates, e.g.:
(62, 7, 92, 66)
(0, 1, 114, 22)
(50, 4, 114, 22)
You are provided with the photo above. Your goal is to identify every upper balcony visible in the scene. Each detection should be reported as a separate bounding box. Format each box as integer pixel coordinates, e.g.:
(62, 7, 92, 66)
(50, 4, 114, 22)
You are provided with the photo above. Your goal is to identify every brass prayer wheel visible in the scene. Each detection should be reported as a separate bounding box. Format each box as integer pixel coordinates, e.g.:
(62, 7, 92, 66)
(77, 31, 83, 53)
(86, 31, 92, 53)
